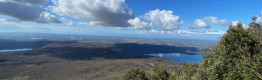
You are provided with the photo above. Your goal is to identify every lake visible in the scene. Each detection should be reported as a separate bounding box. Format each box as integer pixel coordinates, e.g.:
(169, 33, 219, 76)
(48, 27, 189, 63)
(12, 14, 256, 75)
(146, 53, 204, 64)
(0, 48, 32, 52)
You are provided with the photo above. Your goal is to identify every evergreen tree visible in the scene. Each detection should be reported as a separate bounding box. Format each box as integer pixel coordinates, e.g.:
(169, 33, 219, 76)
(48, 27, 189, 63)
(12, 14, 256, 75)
(201, 19, 262, 79)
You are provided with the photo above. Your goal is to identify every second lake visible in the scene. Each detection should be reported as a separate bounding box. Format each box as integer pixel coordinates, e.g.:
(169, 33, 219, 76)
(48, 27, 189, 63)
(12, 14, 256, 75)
(146, 53, 204, 64)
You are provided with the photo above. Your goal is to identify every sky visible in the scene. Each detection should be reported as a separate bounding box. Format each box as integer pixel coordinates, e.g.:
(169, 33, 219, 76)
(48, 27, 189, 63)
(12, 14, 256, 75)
(0, 0, 262, 40)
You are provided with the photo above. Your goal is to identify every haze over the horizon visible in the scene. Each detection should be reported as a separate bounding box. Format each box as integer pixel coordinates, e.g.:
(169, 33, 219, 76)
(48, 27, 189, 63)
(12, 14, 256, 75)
(0, 0, 262, 40)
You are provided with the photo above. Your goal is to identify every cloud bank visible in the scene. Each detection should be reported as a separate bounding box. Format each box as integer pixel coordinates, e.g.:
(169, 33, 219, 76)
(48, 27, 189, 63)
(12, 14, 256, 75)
(50, 0, 135, 27)
(0, 0, 61, 23)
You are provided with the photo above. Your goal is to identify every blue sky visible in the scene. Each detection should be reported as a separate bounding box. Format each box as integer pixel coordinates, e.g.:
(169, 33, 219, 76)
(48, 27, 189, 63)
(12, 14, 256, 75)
(0, 0, 262, 40)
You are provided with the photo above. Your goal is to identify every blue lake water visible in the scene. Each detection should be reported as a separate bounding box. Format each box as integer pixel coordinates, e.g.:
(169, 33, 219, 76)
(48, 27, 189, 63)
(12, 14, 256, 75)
(146, 53, 204, 64)
(0, 48, 32, 52)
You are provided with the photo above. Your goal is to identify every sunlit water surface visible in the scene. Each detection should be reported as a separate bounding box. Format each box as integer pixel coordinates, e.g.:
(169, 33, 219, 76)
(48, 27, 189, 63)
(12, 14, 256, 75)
(146, 53, 204, 64)
(0, 48, 32, 52)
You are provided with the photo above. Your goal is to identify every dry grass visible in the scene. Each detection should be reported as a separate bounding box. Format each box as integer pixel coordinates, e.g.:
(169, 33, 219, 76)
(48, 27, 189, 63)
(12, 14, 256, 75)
(0, 51, 180, 80)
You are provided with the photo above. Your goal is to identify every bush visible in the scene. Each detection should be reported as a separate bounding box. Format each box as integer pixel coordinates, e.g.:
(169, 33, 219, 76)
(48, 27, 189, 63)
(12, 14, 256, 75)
(150, 65, 170, 80)
(169, 64, 206, 80)
(123, 68, 148, 80)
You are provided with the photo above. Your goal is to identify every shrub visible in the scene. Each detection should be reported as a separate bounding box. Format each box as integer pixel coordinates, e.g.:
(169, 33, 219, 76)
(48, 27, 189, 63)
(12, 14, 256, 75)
(150, 65, 170, 80)
(123, 68, 148, 80)
(169, 64, 205, 80)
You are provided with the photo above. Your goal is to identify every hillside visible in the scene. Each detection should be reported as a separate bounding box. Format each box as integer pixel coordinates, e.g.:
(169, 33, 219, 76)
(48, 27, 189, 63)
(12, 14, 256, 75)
(0, 42, 182, 80)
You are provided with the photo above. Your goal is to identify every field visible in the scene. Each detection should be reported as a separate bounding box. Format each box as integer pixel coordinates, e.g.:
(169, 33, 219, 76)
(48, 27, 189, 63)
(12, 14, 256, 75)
(0, 33, 214, 80)
(0, 42, 184, 80)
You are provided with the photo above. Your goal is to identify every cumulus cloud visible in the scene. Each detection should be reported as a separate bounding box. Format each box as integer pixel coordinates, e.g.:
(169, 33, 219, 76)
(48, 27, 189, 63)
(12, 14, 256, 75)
(181, 16, 229, 34)
(203, 16, 229, 26)
(194, 19, 210, 28)
(185, 16, 229, 34)
(128, 17, 150, 29)
(142, 9, 183, 30)
(50, 0, 135, 27)
(192, 16, 229, 28)
(0, 1, 61, 23)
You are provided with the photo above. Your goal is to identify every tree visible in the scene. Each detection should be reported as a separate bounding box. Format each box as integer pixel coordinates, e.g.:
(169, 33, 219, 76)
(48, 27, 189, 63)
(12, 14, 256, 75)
(123, 17, 262, 80)
(123, 68, 148, 80)
(201, 19, 262, 80)
(150, 65, 170, 80)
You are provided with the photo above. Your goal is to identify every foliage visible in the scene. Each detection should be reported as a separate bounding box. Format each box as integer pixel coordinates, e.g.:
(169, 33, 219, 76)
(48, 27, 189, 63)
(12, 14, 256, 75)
(124, 17, 262, 80)
(169, 64, 203, 80)
(150, 65, 170, 80)
(123, 68, 148, 80)
(201, 19, 262, 80)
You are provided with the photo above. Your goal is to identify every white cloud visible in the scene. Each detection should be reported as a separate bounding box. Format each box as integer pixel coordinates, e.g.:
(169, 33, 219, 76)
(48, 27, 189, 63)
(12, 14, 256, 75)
(257, 11, 262, 23)
(231, 21, 249, 29)
(59, 18, 76, 26)
(0, 0, 6, 2)
(177, 30, 224, 35)
(145, 29, 224, 35)
(50, 0, 135, 27)
(36, 12, 62, 23)
(77, 22, 89, 26)
(0, 19, 18, 25)
(194, 19, 210, 28)
(257, 17, 262, 24)
(184, 16, 229, 34)
(192, 16, 229, 28)
(142, 9, 183, 30)
(230, 21, 240, 26)
(0, 1, 61, 24)
(128, 17, 150, 29)
(203, 16, 229, 26)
